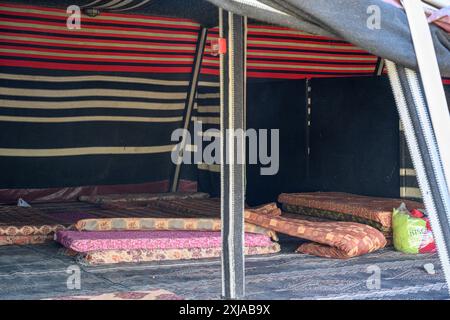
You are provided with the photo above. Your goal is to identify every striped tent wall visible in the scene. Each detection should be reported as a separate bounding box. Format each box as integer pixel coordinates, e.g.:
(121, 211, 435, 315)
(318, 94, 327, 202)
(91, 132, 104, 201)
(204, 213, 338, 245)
(0, 3, 205, 201)
(1, 3, 446, 201)
(197, 28, 449, 199)
(201, 26, 379, 78)
(196, 26, 381, 195)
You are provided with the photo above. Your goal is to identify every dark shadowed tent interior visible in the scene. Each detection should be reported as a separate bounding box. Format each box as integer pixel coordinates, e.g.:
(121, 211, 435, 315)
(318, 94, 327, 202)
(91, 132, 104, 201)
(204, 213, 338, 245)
(0, 0, 450, 300)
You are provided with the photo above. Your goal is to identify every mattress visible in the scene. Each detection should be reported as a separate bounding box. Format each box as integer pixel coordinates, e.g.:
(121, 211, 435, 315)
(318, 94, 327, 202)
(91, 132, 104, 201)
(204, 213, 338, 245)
(279, 192, 424, 233)
(57, 226, 280, 265)
(75, 217, 277, 240)
(71, 244, 281, 265)
(56, 230, 273, 252)
(76, 199, 278, 240)
(245, 205, 387, 259)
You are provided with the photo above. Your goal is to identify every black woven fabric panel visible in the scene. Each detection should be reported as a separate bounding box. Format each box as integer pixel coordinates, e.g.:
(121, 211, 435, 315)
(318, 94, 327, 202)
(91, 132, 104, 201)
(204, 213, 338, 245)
(309, 76, 400, 198)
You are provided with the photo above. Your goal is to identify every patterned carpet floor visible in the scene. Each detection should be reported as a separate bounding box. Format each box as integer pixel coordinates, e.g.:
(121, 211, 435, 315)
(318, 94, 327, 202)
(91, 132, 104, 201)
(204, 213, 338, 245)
(0, 235, 447, 300)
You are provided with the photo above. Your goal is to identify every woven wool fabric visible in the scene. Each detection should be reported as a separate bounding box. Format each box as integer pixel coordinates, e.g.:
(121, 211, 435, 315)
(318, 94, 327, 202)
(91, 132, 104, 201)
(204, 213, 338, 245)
(69, 243, 281, 265)
(245, 208, 387, 259)
(146, 198, 221, 217)
(279, 192, 424, 231)
(45, 289, 183, 300)
(56, 230, 274, 253)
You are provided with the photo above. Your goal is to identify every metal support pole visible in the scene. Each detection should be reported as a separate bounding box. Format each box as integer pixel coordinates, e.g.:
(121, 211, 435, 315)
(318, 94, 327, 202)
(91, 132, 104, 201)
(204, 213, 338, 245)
(402, 0, 450, 184)
(170, 27, 208, 192)
(374, 57, 385, 76)
(385, 0, 450, 296)
(219, 8, 246, 299)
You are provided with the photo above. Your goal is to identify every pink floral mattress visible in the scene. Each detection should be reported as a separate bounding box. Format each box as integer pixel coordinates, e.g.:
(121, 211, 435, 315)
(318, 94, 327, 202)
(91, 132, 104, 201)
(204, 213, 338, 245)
(56, 230, 273, 253)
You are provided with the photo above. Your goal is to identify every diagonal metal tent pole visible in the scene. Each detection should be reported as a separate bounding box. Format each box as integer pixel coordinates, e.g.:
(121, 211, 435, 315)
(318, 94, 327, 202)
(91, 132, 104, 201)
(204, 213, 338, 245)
(170, 27, 208, 192)
(374, 57, 385, 76)
(219, 8, 247, 299)
(386, 0, 450, 294)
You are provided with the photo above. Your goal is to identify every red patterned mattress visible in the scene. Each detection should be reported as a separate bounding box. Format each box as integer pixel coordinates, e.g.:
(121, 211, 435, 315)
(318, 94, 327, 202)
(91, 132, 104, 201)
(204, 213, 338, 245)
(56, 230, 273, 252)
(72, 244, 281, 265)
(57, 228, 280, 265)
(279, 192, 424, 235)
(245, 204, 387, 259)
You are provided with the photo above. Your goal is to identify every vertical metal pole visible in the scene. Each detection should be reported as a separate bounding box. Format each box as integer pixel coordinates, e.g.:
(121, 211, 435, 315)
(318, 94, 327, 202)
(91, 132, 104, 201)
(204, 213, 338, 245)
(220, 8, 246, 299)
(170, 27, 208, 192)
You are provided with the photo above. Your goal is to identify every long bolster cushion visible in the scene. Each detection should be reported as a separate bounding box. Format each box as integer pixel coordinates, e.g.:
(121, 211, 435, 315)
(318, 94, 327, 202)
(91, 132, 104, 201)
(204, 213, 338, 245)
(74, 217, 278, 241)
(67, 243, 281, 265)
(56, 230, 274, 253)
(79, 192, 209, 204)
(279, 192, 423, 233)
(245, 205, 387, 259)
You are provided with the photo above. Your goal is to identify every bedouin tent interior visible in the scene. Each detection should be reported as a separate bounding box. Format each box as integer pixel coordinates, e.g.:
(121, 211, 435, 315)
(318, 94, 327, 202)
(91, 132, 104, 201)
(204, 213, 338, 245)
(0, 0, 450, 300)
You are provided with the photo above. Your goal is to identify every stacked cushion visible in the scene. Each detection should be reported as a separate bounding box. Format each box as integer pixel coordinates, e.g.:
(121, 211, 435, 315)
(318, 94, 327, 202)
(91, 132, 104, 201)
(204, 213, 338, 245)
(56, 230, 280, 265)
(279, 192, 424, 238)
(67, 244, 281, 265)
(245, 204, 386, 259)
(0, 198, 278, 251)
(56, 230, 273, 252)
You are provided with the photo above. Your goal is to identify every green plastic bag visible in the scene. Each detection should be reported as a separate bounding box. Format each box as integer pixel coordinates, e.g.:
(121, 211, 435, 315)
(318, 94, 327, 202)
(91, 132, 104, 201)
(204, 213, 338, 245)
(392, 203, 436, 254)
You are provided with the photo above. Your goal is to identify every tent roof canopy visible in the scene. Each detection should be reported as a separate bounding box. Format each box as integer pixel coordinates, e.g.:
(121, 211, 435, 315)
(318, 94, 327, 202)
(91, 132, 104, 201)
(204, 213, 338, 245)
(4, 0, 450, 76)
